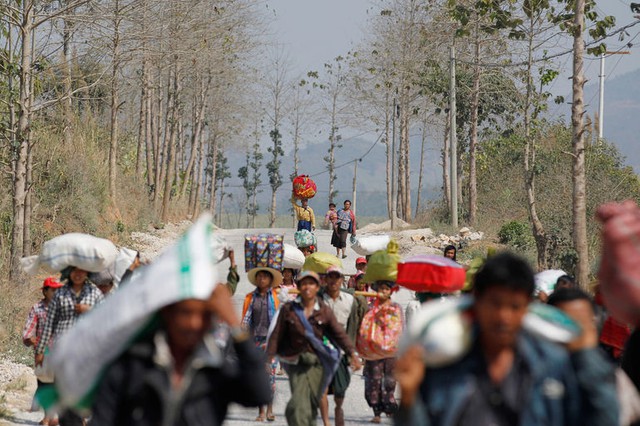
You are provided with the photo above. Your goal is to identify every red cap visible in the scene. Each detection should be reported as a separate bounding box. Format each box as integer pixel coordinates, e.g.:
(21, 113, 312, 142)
(42, 277, 63, 289)
(356, 257, 367, 265)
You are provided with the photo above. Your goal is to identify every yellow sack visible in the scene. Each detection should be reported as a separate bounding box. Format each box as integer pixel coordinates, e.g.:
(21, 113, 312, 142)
(362, 240, 400, 283)
(463, 246, 498, 292)
(303, 252, 343, 274)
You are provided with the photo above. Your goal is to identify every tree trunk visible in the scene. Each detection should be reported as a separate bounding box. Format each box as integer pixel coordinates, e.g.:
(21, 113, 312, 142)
(10, 0, 34, 277)
(416, 110, 427, 216)
(160, 62, 180, 222)
(328, 94, 337, 204)
(62, 14, 74, 145)
(571, 0, 589, 288)
(468, 31, 481, 226)
(145, 73, 155, 191)
(385, 93, 392, 220)
(443, 112, 451, 212)
(108, 1, 121, 202)
(218, 176, 226, 224)
(401, 96, 411, 221)
(208, 135, 218, 214)
(523, 19, 548, 271)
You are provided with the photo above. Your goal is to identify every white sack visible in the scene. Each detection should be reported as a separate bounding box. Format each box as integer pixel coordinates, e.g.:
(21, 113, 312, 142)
(22, 233, 118, 275)
(351, 234, 390, 256)
(283, 243, 305, 269)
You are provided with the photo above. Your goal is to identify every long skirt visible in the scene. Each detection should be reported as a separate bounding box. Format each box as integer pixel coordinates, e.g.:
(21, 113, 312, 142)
(364, 358, 398, 416)
(331, 228, 349, 249)
(254, 336, 277, 398)
(328, 356, 351, 398)
(283, 352, 325, 426)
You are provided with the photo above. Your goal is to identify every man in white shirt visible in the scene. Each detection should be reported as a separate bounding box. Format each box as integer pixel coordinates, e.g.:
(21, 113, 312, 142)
(320, 266, 366, 426)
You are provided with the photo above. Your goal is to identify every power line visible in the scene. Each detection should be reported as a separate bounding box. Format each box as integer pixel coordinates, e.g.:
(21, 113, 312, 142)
(455, 19, 640, 69)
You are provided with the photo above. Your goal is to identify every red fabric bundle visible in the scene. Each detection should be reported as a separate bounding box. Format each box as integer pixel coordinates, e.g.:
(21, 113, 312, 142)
(397, 254, 466, 293)
(292, 175, 317, 199)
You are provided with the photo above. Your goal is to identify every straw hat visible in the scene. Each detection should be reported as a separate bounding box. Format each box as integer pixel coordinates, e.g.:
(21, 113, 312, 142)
(247, 267, 283, 288)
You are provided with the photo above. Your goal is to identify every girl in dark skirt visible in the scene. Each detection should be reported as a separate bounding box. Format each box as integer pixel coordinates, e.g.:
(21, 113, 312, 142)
(331, 200, 356, 259)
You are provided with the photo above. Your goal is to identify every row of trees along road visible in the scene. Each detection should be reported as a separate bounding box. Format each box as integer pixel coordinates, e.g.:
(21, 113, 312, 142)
(1, 0, 637, 287)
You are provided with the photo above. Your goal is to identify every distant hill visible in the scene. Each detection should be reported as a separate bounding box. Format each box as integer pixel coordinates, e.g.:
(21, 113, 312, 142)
(584, 68, 640, 171)
(221, 133, 444, 218)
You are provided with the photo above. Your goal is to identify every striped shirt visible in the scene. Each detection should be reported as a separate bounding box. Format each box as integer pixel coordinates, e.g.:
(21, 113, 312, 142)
(36, 282, 104, 355)
(22, 300, 48, 348)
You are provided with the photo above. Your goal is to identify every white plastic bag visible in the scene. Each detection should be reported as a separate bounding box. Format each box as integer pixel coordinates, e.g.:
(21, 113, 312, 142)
(22, 233, 118, 274)
(351, 234, 390, 256)
(283, 243, 305, 269)
(49, 214, 219, 412)
(34, 354, 54, 383)
(534, 269, 567, 295)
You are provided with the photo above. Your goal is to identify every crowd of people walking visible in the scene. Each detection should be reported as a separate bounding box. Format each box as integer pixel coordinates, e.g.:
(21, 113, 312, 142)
(20, 199, 640, 426)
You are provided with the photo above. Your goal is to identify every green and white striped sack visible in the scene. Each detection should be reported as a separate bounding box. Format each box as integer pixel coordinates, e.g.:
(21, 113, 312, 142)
(40, 214, 219, 413)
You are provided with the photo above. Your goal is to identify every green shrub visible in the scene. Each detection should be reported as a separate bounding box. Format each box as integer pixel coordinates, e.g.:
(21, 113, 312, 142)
(498, 221, 533, 250)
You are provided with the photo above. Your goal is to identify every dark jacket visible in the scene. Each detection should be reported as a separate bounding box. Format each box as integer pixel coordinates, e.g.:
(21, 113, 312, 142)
(90, 330, 271, 426)
(266, 298, 356, 359)
(395, 330, 618, 426)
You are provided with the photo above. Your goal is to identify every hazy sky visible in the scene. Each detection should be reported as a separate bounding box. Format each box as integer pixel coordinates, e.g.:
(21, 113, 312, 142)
(266, 0, 640, 87)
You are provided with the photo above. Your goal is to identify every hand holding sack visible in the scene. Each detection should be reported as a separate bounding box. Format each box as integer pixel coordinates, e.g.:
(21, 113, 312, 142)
(356, 302, 403, 360)
(292, 175, 317, 199)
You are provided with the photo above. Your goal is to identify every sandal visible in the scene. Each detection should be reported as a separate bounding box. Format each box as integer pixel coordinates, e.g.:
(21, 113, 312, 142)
(266, 414, 276, 422)
(371, 416, 381, 424)
(255, 415, 265, 422)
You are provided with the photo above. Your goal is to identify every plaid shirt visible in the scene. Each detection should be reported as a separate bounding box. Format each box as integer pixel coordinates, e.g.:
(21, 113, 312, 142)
(36, 282, 104, 355)
(22, 299, 48, 349)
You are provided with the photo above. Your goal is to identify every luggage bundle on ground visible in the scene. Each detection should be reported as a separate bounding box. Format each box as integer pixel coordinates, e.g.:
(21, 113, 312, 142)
(244, 233, 284, 271)
(292, 175, 317, 199)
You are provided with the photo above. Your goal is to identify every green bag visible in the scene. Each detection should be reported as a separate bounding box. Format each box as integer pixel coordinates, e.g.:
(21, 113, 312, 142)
(362, 240, 400, 283)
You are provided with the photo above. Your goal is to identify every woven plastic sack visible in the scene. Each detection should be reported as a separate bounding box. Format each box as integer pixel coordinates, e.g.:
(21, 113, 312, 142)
(21, 233, 118, 275)
(303, 252, 342, 274)
(45, 214, 219, 413)
(294, 229, 316, 248)
(34, 348, 54, 383)
(244, 234, 284, 272)
(356, 302, 403, 360)
(362, 240, 400, 283)
(292, 175, 317, 199)
(535, 269, 567, 295)
(351, 235, 390, 256)
(283, 244, 305, 269)
(397, 255, 466, 293)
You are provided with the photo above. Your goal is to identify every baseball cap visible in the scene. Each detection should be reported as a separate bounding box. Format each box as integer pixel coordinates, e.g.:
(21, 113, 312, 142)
(296, 270, 321, 285)
(326, 266, 344, 277)
(356, 257, 367, 265)
(42, 277, 63, 289)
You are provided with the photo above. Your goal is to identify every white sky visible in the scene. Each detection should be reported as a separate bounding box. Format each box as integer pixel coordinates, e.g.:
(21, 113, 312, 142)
(265, 0, 640, 88)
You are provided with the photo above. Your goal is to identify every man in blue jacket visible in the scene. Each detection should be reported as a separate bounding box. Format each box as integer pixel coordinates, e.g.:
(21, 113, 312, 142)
(395, 252, 618, 426)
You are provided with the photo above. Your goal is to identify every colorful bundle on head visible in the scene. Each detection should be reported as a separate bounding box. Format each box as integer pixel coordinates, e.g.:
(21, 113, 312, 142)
(292, 175, 317, 199)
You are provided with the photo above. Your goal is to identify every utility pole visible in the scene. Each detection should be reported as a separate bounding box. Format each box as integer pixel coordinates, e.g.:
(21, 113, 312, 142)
(449, 44, 458, 228)
(352, 159, 358, 215)
(391, 98, 397, 230)
(598, 51, 630, 142)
